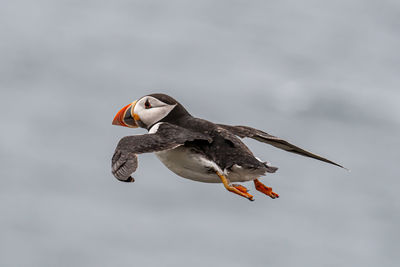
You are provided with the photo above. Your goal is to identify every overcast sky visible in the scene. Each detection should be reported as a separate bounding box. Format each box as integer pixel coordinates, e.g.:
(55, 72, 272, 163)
(1, 1, 399, 266)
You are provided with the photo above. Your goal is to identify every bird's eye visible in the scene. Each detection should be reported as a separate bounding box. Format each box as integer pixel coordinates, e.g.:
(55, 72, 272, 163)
(144, 99, 152, 109)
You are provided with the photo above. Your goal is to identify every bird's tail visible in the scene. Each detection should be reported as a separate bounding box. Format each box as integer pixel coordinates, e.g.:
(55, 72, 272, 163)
(263, 162, 278, 173)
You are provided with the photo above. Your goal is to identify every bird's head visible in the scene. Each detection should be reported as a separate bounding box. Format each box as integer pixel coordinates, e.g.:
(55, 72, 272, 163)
(112, 93, 190, 130)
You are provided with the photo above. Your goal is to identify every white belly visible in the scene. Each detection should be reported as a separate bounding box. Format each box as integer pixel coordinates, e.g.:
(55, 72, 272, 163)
(154, 146, 265, 183)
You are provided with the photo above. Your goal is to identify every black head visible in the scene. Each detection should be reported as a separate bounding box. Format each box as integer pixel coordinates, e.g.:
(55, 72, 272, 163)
(112, 93, 191, 130)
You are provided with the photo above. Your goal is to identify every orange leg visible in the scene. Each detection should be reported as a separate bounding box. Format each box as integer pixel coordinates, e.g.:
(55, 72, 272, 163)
(217, 172, 254, 201)
(254, 179, 279, 199)
(232, 184, 248, 193)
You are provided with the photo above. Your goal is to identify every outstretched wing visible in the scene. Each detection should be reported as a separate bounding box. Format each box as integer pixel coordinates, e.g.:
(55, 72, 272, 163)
(217, 124, 345, 169)
(112, 123, 211, 182)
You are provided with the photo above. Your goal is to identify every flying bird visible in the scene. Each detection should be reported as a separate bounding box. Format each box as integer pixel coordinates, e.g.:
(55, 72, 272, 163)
(111, 93, 345, 201)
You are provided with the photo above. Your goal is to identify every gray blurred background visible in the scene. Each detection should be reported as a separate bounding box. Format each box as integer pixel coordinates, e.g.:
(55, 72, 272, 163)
(1, 0, 399, 266)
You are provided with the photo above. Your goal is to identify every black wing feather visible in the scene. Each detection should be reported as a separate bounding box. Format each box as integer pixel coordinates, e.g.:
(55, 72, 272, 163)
(111, 123, 211, 182)
(217, 124, 346, 169)
(111, 150, 137, 182)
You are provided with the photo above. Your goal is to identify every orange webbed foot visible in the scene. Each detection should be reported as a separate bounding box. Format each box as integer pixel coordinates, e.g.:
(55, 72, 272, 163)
(231, 184, 254, 201)
(232, 184, 248, 193)
(232, 184, 254, 201)
(254, 179, 279, 199)
(217, 172, 254, 201)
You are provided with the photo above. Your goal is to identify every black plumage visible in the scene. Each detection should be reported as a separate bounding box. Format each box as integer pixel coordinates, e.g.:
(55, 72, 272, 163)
(112, 122, 211, 181)
(170, 116, 270, 171)
(111, 93, 345, 185)
(217, 124, 345, 169)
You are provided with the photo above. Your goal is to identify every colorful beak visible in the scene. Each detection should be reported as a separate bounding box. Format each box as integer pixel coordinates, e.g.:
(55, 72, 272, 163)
(112, 100, 138, 128)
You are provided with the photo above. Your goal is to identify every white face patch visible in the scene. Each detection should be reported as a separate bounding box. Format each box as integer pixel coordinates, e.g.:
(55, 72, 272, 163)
(148, 122, 163, 134)
(133, 96, 176, 128)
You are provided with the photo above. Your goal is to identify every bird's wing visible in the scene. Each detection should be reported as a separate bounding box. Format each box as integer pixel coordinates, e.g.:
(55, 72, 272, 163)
(112, 123, 211, 182)
(217, 124, 345, 169)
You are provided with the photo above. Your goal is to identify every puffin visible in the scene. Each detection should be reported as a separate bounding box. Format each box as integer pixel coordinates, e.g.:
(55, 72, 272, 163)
(111, 93, 345, 201)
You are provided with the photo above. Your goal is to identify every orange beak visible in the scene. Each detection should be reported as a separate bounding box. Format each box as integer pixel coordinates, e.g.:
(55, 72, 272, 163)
(112, 100, 139, 128)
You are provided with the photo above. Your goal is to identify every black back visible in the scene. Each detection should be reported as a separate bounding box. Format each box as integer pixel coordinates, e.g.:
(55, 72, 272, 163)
(150, 93, 267, 171)
(175, 116, 266, 171)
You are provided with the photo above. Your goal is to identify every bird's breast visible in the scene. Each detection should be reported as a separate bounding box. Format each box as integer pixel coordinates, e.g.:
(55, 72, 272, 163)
(154, 145, 264, 183)
(154, 145, 222, 183)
